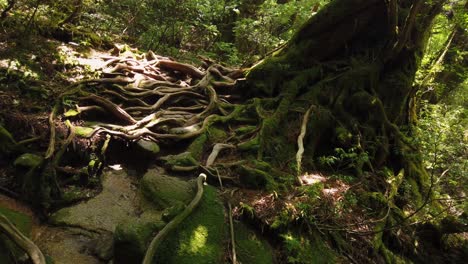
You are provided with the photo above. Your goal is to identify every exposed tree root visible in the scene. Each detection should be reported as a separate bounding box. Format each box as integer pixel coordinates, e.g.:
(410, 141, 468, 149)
(142, 173, 207, 264)
(0, 214, 46, 264)
(296, 105, 314, 184)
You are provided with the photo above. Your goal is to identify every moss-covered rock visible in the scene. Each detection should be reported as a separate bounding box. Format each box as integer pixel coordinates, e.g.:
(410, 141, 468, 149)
(237, 165, 277, 190)
(187, 134, 208, 160)
(235, 222, 275, 264)
(136, 139, 160, 154)
(113, 218, 166, 264)
(13, 153, 43, 168)
(154, 185, 226, 264)
(140, 170, 195, 209)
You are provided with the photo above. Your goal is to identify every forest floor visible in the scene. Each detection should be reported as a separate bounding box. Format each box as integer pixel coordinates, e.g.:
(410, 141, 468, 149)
(1, 32, 466, 264)
(0, 34, 280, 263)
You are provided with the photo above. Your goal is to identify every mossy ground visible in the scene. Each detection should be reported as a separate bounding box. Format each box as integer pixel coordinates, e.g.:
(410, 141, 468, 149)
(235, 222, 275, 264)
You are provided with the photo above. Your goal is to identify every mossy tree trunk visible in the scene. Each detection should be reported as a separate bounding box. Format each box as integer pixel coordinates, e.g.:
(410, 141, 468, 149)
(246, 0, 444, 181)
(243, 0, 447, 255)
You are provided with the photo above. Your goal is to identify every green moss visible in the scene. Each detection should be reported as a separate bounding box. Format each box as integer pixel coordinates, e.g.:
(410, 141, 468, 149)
(235, 222, 275, 264)
(234, 125, 257, 136)
(140, 173, 195, 209)
(136, 139, 160, 154)
(154, 186, 226, 264)
(74, 126, 94, 138)
(161, 152, 199, 169)
(0, 207, 32, 236)
(281, 231, 337, 264)
(206, 127, 228, 143)
(114, 219, 166, 264)
(237, 135, 260, 151)
(406, 178, 423, 206)
(13, 153, 43, 168)
(187, 134, 208, 160)
(237, 165, 277, 190)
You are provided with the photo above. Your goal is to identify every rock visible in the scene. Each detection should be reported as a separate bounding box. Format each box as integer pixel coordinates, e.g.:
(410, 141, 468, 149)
(162, 202, 185, 222)
(154, 185, 226, 264)
(237, 165, 269, 189)
(92, 232, 114, 261)
(113, 218, 165, 264)
(140, 170, 195, 209)
(136, 139, 160, 154)
(13, 153, 43, 168)
(50, 169, 138, 232)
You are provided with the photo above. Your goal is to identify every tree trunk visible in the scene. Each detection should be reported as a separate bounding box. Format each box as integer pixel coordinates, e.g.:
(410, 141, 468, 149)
(243, 0, 445, 259)
(245, 0, 444, 175)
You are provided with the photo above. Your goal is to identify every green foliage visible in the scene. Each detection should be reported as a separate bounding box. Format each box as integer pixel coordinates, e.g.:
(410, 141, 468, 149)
(281, 232, 336, 264)
(414, 100, 467, 197)
(317, 147, 369, 173)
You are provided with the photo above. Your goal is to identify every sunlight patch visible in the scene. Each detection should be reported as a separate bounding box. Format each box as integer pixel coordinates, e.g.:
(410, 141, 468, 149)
(300, 173, 326, 185)
(181, 225, 208, 254)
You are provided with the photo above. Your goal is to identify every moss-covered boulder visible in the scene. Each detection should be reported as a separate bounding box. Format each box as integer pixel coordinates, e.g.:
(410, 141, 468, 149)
(113, 218, 166, 264)
(154, 185, 226, 264)
(140, 170, 195, 209)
